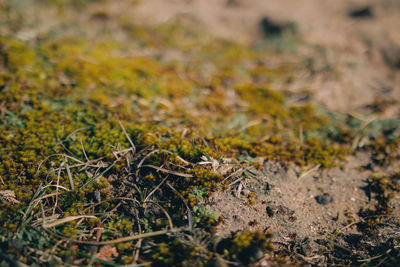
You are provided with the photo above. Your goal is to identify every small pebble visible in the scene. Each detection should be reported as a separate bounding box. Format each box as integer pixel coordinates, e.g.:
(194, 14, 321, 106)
(315, 194, 333, 205)
(349, 6, 374, 19)
(247, 246, 264, 263)
(266, 206, 275, 217)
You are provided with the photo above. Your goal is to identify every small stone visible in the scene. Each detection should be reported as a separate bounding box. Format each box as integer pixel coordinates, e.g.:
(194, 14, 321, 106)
(315, 194, 333, 205)
(266, 206, 275, 217)
(259, 17, 297, 37)
(247, 246, 264, 263)
(349, 6, 374, 19)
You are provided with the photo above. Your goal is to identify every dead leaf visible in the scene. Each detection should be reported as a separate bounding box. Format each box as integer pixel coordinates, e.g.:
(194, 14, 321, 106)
(0, 190, 20, 204)
(95, 245, 119, 260)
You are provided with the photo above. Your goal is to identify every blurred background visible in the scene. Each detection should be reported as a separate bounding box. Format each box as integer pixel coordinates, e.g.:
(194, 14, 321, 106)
(1, 0, 399, 116)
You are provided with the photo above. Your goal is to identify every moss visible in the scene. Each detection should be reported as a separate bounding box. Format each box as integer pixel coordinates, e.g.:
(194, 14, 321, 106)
(359, 172, 400, 227)
(216, 230, 274, 264)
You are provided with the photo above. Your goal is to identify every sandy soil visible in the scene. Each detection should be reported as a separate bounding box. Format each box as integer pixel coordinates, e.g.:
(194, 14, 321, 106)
(209, 153, 400, 264)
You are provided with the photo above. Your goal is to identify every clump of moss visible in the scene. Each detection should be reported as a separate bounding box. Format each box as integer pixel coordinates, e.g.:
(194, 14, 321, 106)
(215, 230, 274, 264)
(358, 172, 400, 234)
(366, 136, 400, 166)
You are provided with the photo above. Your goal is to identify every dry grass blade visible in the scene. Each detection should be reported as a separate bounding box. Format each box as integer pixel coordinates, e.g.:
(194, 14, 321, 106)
(132, 202, 142, 262)
(228, 177, 243, 187)
(25, 191, 64, 219)
(80, 136, 89, 162)
(53, 161, 63, 215)
(117, 117, 136, 155)
(141, 164, 193, 178)
(166, 182, 193, 229)
(356, 249, 392, 263)
(236, 182, 243, 198)
(298, 164, 320, 180)
(144, 201, 174, 229)
(65, 160, 75, 190)
(137, 150, 166, 170)
(144, 175, 169, 203)
(43, 215, 97, 228)
(80, 161, 117, 189)
(66, 228, 187, 245)
(37, 153, 84, 173)
(223, 168, 244, 182)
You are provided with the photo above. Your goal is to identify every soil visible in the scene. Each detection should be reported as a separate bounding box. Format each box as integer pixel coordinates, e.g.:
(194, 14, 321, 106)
(209, 153, 400, 264)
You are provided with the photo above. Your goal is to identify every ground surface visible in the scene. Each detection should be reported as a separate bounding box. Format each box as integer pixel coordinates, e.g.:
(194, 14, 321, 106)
(135, 0, 400, 265)
(0, 0, 399, 266)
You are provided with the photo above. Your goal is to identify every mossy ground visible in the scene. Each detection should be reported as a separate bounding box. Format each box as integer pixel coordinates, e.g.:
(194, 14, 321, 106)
(0, 0, 399, 266)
